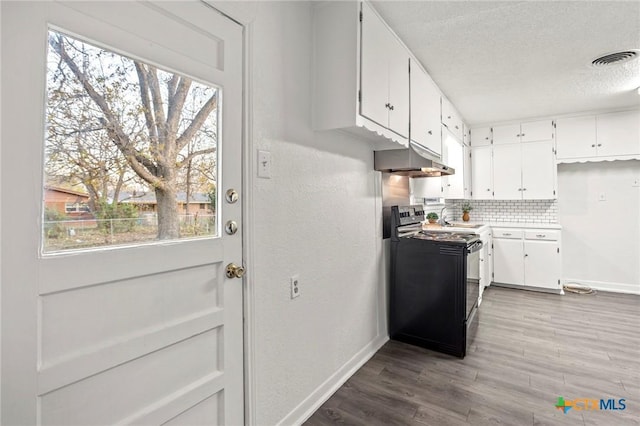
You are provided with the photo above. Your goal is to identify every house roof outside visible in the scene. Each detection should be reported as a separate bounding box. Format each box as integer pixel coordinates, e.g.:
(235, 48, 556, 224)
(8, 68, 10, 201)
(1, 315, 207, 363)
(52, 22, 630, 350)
(117, 191, 212, 205)
(44, 185, 90, 198)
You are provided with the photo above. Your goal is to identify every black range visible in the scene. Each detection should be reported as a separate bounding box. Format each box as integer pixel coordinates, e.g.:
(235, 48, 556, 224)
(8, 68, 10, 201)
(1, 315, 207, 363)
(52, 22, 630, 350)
(389, 205, 482, 358)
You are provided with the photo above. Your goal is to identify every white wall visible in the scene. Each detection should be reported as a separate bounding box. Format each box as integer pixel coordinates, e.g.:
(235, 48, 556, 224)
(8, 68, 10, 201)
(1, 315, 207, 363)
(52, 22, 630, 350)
(558, 160, 640, 294)
(215, 2, 386, 425)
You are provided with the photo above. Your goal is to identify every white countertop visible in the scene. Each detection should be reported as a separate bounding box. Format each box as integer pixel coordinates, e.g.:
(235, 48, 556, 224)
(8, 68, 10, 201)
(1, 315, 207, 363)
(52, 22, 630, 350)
(422, 221, 562, 232)
(488, 222, 562, 230)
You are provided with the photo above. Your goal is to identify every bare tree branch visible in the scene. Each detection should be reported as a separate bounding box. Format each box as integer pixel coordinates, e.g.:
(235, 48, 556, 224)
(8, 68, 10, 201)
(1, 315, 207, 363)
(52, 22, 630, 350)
(176, 147, 216, 169)
(176, 92, 217, 151)
(166, 76, 191, 135)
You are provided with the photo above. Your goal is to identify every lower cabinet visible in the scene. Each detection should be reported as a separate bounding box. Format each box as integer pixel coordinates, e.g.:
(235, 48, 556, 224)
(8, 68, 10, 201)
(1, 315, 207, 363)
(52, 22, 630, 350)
(492, 227, 562, 292)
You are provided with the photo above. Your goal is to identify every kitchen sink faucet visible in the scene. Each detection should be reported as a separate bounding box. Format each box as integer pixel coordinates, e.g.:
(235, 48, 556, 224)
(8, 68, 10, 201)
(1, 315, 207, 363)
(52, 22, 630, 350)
(439, 206, 449, 226)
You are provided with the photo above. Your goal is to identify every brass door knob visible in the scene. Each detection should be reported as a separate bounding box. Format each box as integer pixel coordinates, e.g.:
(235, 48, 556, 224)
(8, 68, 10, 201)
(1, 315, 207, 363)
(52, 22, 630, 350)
(226, 263, 245, 279)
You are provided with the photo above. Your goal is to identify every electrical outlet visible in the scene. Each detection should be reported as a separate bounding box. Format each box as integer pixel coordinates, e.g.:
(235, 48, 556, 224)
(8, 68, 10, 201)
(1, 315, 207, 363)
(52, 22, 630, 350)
(290, 274, 300, 299)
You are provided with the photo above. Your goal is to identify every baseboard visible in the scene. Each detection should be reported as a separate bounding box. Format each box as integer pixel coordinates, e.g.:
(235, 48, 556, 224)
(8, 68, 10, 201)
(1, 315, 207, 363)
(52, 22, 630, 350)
(277, 334, 389, 426)
(563, 278, 640, 295)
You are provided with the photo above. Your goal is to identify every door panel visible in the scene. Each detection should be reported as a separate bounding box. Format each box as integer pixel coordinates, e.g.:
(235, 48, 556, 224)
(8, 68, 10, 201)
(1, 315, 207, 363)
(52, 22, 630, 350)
(360, 2, 390, 128)
(597, 110, 640, 157)
(471, 146, 493, 199)
(524, 240, 561, 290)
(520, 120, 553, 142)
(493, 239, 524, 285)
(555, 116, 597, 159)
(387, 37, 409, 138)
(492, 123, 521, 145)
(492, 144, 522, 199)
(1, 2, 243, 425)
(522, 141, 556, 199)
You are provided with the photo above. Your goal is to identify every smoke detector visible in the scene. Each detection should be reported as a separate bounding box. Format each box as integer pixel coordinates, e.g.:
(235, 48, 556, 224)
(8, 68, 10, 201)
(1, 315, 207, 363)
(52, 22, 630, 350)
(591, 50, 639, 68)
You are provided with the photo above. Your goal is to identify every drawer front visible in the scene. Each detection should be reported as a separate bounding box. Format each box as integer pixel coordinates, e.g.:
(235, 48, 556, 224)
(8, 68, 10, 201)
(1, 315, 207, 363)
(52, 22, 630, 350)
(493, 228, 523, 239)
(524, 230, 560, 241)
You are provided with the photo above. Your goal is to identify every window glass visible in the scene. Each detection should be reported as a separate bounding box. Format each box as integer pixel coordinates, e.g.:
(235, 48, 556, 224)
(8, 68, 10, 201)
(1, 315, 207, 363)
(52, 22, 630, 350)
(43, 30, 219, 253)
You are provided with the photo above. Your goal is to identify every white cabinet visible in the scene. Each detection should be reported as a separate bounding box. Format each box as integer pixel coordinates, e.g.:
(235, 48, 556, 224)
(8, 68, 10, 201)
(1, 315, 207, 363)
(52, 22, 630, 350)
(478, 229, 492, 305)
(493, 227, 562, 292)
(313, 1, 410, 148)
(471, 146, 493, 199)
(596, 110, 640, 157)
(360, 1, 409, 138)
(555, 110, 640, 161)
(470, 127, 492, 147)
(492, 141, 556, 200)
(493, 120, 553, 145)
(409, 61, 441, 156)
(463, 144, 472, 199)
(555, 115, 597, 159)
(441, 97, 464, 141)
(411, 126, 467, 199)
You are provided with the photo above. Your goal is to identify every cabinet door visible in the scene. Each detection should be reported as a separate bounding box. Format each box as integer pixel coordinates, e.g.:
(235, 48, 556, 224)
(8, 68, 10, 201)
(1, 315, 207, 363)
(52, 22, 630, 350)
(410, 64, 441, 155)
(555, 116, 597, 159)
(597, 110, 640, 157)
(492, 123, 521, 145)
(442, 98, 463, 140)
(521, 120, 553, 142)
(492, 144, 522, 199)
(387, 37, 409, 138)
(463, 144, 472, 199)
(442, 130, 464, 199)
(493, 239, 524, 285)
(471, 146, 492, 199)
(524, 240, 561, 290)
(522, 141, 556, 199)
(470, 126, 492, 147)
(360, 2, 390, 129)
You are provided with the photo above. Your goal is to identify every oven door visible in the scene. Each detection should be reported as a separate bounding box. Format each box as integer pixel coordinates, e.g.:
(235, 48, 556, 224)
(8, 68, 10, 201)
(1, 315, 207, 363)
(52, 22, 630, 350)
(466, 240, 482, 321)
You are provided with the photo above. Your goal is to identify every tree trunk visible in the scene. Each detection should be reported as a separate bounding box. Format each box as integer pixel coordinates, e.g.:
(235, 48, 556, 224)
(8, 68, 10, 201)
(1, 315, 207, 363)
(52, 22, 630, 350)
(155, 187, 180, 240)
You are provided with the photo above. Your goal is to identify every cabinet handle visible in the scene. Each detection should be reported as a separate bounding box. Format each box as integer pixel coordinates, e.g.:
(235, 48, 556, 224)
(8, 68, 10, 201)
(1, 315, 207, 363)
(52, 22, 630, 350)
(591, 144, 596, 147)
(428, 130, 433, 135)
(389, 105, 394, 111)
(524, 254, 528, 257)
(455, 125, 459, 129)
(447, 115, 452, 119)
(536, 234, 546, 238)
(447, 184, 451, 187)
(485, 137, 489, 140)
(597, 144, 602, 147)
(503, 233, 512, 236)
(516, 133, 521, 137)
(523, 188, 527, 191)
(518, 188, 522, 191)
(486, 188, 491, 191)
(521, 133, 525, 137)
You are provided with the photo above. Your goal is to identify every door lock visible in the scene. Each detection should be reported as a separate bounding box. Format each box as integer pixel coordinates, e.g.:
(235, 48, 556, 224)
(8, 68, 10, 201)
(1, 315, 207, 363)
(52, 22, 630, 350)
(226, 263, 245, 279)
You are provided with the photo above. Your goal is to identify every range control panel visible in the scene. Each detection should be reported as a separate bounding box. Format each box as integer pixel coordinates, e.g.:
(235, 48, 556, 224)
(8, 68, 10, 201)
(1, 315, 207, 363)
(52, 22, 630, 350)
(396, 205, 425, 226)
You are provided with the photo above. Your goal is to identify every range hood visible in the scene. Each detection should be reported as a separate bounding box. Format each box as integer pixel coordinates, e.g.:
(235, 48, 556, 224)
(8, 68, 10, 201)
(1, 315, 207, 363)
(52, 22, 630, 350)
(374, 141, 454, 177)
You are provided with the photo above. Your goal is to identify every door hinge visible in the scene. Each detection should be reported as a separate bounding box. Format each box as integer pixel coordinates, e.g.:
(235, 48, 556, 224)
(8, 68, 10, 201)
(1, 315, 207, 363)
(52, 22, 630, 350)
(553, 120, 556, 128)
(359, 11, 363, 22)
(492, 272, 494, 278)
(557, 247, 560, 254)
(358, 90, 361, 103)
(553, 190, 556, 196)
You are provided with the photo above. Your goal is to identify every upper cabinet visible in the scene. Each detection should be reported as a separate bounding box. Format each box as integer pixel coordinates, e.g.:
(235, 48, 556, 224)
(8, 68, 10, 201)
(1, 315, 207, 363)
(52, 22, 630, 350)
(493, 120, 554, 145)
(556, 110, 640, 162)
(409, 61, 441, 156)
(360, 2, 409, 139)
(441, 98, 464, 141)
(470, 127, 492, 147)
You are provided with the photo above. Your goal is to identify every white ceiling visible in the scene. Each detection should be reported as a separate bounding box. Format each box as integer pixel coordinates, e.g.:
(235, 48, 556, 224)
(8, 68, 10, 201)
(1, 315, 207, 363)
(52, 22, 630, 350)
(371, 1, 640, 126)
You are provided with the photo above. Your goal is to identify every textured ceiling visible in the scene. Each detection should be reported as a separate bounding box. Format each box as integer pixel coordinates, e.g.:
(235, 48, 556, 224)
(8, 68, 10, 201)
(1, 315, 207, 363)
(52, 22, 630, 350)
(371, 1, 640, 126)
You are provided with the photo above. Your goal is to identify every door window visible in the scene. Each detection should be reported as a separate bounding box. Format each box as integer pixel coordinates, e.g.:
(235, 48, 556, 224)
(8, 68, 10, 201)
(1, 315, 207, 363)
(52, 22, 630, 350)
(43, 30, 220, 253)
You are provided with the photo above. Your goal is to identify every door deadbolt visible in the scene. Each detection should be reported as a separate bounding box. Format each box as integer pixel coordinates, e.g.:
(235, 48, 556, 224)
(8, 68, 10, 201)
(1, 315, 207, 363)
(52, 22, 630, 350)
(226, 263, 245, 279)
(225, 189, 239, 204)
(225, 220, 238, 235)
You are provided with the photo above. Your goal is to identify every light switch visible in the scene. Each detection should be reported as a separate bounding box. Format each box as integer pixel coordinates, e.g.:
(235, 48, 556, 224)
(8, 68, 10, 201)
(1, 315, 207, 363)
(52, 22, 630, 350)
(257, 150, 271, 179)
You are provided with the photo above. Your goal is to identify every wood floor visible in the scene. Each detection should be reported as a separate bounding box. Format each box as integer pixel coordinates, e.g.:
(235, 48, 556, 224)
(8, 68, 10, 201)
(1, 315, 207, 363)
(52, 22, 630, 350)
(304, 286, 640, 426)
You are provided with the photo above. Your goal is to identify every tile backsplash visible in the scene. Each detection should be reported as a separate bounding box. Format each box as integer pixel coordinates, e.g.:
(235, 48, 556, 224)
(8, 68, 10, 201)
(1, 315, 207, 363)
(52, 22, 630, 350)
(422, 199, 558, 224)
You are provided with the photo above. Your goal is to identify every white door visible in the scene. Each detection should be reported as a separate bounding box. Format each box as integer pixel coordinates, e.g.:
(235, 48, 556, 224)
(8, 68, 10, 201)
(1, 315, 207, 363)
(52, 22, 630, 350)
(1, 2, 244, 425)
(597, 110, 640, 157)
(522, 141, 556, 200)
(520, 120, 553, 143)
(493, 239, 525, 285)
(471, 146, 493, 199)
(524, 240, 561, 290)
(555, 116, 597, 159)
(492, 144, 523, 199)
(387, 37, 409, 138)
(360, 1, 390, 129)
(492, 123, 521, 145)
(409, 63, 440, 156)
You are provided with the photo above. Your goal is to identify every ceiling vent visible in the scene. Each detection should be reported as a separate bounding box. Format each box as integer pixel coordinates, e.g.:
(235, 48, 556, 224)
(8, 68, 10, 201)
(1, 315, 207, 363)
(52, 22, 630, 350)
(591, 50, 639, 68)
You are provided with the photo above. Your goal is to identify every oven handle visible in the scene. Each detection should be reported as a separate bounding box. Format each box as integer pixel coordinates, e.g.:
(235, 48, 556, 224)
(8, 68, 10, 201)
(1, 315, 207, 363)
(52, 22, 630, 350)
(467, 240, 483, 254)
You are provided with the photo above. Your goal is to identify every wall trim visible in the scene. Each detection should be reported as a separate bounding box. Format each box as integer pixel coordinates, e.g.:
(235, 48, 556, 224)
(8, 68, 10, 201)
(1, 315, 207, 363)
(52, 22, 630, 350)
(278, 334, 389, 426)
(563, 278, 640, 295)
